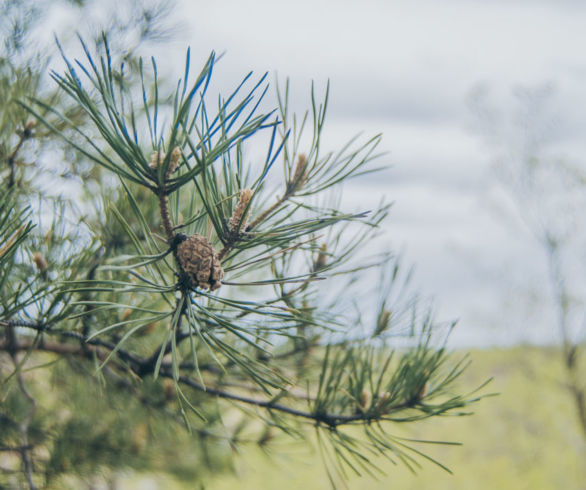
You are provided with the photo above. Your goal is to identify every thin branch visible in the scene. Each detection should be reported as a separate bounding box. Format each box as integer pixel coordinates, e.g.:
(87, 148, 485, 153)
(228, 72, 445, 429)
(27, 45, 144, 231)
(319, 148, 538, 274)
(0, 319, 429, 429)
(167, 368, 421, 428)
(0, 445, 34, 452)
(247, 194, 288, 233)
(5, 127, 31, 189)
(158, 190, 175, 243)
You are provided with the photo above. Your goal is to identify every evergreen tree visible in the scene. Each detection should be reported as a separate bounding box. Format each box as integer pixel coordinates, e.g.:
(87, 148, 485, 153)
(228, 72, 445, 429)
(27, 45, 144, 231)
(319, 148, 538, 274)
(1, 2, 487, 488)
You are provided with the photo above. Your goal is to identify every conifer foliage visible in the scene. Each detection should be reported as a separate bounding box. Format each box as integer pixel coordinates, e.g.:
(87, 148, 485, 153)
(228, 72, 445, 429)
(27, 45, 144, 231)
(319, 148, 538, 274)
(1, 3, 486, 488)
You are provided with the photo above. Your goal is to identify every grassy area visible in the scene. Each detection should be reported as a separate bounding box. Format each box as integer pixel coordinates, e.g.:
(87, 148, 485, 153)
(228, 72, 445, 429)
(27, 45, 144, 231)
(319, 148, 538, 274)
(205, 347, 586, 490)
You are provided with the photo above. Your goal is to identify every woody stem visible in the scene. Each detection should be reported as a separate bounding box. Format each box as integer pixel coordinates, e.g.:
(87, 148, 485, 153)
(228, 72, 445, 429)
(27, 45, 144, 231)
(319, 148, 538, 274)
(158, 190, 175, 243)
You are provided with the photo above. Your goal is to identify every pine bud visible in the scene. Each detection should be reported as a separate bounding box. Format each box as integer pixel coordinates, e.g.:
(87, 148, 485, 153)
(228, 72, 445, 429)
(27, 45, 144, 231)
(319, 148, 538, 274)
(0, 225, 25, 259)
(313, 244, 327, 271)
(374, 309, 391, 336)
(33, 252, 48, 272)
(143, 322, 157, 336)
(360, 389, 371, 410)
(174, 234, 224, 291)
(168, 146, 182, 174)
(288, 153, 308, 192)
(163, 378, 175, 400)
(229, 188, 253, 232)
(23, 120, 36, 138)
(121, 308, 132, 321)
(376, 391, 391, 413)
(419, 381, 430, 400)
(149, 149, 163, 170)
(149, 146, 181, 174)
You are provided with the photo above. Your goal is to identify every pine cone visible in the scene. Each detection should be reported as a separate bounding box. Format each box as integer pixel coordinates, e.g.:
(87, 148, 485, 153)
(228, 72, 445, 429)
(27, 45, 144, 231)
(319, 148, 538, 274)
(175, 234, 224, 291)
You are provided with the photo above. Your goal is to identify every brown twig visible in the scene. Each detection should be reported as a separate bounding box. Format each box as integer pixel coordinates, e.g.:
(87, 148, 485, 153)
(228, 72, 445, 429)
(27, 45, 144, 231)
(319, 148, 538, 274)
(6, 123, 34, 189)
(246, 195, 287, 233)
(0, 318, 427, 429)
(152, 148, 182, 244)
(158, 190, 175, 243)
(0, 445, 34, 452)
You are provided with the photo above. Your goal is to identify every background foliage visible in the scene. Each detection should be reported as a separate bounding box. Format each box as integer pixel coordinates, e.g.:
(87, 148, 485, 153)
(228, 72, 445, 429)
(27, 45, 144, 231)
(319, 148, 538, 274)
(210, 347, 585, 490)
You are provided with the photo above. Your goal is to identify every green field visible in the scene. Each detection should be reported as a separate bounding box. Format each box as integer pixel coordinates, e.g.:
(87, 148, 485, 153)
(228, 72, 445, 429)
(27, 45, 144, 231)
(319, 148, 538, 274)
(203, 347, 585, 490)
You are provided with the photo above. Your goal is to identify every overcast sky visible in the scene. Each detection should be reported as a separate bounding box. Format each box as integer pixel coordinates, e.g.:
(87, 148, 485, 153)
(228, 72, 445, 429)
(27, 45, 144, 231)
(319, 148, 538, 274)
(170, 0, 586, 347)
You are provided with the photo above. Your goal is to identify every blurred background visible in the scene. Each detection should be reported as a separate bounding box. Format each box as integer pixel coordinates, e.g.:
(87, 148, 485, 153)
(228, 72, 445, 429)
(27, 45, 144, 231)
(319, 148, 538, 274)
(8, 0, 586, 488)
(155, 0, 586, 350)
(176, 2, 586, 488)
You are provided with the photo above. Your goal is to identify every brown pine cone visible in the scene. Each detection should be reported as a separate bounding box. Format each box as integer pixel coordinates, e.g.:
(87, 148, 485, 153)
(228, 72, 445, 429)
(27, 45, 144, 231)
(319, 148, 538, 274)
(174, 234, 224, 291)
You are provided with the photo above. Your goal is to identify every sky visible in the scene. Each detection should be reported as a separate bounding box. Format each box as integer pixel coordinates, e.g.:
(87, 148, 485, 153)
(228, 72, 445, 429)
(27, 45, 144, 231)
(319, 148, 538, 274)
(170, 0, 586, 347)
(38, 0, 586, 347)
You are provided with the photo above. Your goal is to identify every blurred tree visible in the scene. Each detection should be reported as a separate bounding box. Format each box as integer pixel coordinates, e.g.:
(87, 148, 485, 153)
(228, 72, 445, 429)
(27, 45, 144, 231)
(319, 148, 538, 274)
(469, 84, 586, 439)
(1, 2, 485, 488)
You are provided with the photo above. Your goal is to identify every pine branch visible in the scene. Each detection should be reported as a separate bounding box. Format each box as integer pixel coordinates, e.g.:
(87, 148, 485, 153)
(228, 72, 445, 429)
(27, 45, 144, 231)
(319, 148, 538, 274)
(0, 331, 428, 429)
(0, 30, 488, 484)
(0, 318, 477, 431)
